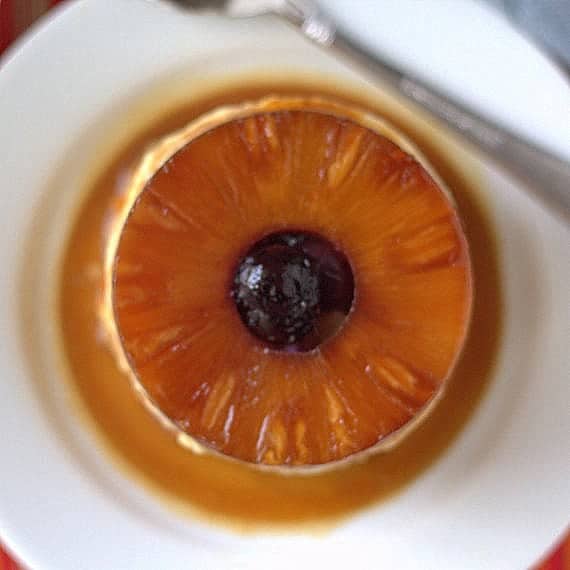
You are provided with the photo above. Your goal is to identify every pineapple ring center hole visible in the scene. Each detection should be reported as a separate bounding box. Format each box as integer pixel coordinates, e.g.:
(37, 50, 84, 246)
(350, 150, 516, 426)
(231, 230, 354, 352)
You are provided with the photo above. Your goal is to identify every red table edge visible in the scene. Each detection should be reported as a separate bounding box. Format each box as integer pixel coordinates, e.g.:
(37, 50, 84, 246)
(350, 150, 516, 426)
(0, 1, 568, 569)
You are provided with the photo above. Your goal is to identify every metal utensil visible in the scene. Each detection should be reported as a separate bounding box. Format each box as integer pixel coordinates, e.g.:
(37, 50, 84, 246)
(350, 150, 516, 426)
(166, 0, 570, 223)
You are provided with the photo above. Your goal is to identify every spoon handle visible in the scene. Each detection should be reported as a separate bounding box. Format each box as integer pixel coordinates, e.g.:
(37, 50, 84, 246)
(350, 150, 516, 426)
(279, 2, 570, 223)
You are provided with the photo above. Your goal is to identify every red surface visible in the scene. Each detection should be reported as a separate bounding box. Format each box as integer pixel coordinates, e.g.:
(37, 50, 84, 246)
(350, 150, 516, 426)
(0, 0, 14, 55)
(0, 1, 568, 568)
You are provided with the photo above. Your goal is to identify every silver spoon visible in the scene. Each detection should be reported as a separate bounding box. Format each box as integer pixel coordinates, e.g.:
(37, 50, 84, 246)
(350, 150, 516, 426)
(165, 0, 570, 223)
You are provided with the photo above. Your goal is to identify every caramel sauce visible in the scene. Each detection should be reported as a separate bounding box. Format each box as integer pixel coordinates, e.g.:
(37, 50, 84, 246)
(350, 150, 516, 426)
(58, 80, 502, 528)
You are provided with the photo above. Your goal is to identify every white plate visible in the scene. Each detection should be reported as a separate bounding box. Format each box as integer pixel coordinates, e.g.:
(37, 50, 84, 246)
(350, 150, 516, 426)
(0, 1, 569, 569)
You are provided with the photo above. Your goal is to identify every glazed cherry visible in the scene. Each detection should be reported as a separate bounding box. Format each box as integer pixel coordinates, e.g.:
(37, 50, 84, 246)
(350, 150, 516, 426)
(231, 231, 354, 351)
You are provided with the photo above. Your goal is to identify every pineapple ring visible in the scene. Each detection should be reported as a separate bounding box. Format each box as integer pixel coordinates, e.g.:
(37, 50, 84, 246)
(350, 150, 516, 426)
(108, 96, 473, 471)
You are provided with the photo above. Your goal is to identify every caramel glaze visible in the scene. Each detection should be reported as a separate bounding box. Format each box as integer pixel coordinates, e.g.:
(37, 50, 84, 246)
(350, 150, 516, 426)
(58, 81, 502, 528)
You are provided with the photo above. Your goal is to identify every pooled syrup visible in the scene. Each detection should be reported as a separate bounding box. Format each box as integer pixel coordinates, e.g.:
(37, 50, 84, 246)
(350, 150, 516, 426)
(56, 79, 502, 528)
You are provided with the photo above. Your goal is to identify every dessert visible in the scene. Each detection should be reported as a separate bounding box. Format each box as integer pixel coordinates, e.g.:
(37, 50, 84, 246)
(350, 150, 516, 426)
(108, 96, 473, 470)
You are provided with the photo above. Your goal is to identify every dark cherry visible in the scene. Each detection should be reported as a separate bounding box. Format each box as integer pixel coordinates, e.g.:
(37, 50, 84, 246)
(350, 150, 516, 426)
(231, 231, 354, 352)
